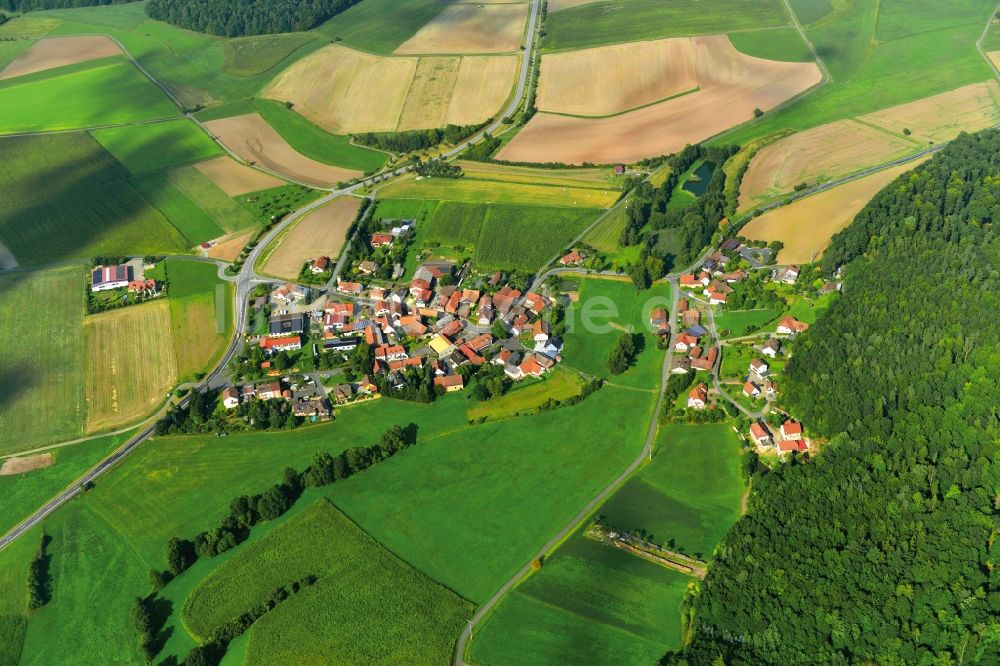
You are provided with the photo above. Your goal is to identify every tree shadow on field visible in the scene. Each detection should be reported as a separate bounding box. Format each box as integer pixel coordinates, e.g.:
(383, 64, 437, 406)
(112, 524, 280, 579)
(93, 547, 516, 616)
(0, 132, 192, 293)
(0, 361, 40, 416)
(147, 594, 175, 657)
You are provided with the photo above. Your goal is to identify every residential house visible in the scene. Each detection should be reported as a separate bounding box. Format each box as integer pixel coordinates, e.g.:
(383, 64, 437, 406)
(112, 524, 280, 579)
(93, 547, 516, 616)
(765, 381, 778, 399)
(336, 280, 363, 295)
(477, 296, 495, 325)
(559, 249, 584, 266)
(749, 422, 773, 446)
(775, 265, 800, 284)
(690, 347, 717, 372)
(518, 354, 546, 379)
(292, 398, 331, 419)
(310, 256, 330, 274)
(256, 381, 283, 400)
(749, 359, 769, 376)
(742, 381, 761, 398)
(687, 383, 708, 410)
(127, 279, 157, 293)
(374, 344, 408, 362)
(271, 283, 308, 304)
(776, 316, 809, 335)
(650, 307, 669, 333)
(780, 420, 804, 441)
(761, 339, 781, 358)
(91, 264, 131, 292)
(222, 387, 241, 409)
(323, 313, 348, 332)
(330, 384, 354, 403)
(677, 299, 689, 314)
(532, 319, 550, 343)
(357, 260, 378, 275)
(429, 334, 455, 357)
(323, 337, 358, 353)
(434, 375, 465, 392)
(674, 333, 698, 352)
(371, 233, 394, 247)
(708, 291, 728, 305)
(260, 335, 301, 354)
(269, 313, 307, 337)
(670, 357, 691, 374)
(682, 309, 701, 326)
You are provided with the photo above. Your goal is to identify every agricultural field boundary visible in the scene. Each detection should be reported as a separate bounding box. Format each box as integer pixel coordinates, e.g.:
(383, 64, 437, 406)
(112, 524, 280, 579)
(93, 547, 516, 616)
(544, 86, 701, 119)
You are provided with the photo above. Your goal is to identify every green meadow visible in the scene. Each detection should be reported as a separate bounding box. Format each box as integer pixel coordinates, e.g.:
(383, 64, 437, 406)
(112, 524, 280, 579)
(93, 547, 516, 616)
(313, 0, 450, 53)
(0, 58, 179, 133)
(0, 266, 86, 455)
(718, 0, 996, 146)
(713, 308, 783, 337)
(132, 174, 227, 244)
(163, 259, 233, 381)
(543, 0, 789, 52)
(184, 500, 473, 663)
(0, 133, 188, 264)
(473, 422, 744, 665)
(253, 99, 388, 172)
(91, 119, 221, 175)
(728, 27, 814, 62)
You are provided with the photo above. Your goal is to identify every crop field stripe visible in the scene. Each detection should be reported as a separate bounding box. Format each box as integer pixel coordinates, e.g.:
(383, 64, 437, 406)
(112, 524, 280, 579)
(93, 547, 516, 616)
(131, 172, 225, 245)
(89, 118, 222, 175)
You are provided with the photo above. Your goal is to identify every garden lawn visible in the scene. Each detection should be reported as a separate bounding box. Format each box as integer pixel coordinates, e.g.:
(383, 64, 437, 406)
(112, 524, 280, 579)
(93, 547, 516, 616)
(90, 119, 220, 175)
(0, 430, 135, 539)
(254, 99, 387, 172)
(183, 500, 473, 663)
(543, 0, 789, 52)
(467, 367, 586, 421)
(164, 259, 232, 380)
(313, 0, 451, 54)
(0, 266, 85, 455)
(0, 58, 179, 133)
(472, 537, 690, 666)
(600, 422, 746, 559)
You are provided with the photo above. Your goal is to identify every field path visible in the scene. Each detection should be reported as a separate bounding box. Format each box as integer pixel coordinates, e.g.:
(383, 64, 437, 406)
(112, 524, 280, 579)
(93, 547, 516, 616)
(976, 1, 1000, 79)
(781, 0, 830, 83)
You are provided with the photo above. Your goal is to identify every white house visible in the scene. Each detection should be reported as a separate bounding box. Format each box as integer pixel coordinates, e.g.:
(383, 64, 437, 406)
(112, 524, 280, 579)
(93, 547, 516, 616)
(749, 359, 769, 376)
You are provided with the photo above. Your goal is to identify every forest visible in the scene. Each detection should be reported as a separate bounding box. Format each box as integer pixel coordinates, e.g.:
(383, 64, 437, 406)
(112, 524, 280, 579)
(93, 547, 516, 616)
(664, 131, 1000, 664)
(0, 0, 122, 10)
(145, 0, 357, 36)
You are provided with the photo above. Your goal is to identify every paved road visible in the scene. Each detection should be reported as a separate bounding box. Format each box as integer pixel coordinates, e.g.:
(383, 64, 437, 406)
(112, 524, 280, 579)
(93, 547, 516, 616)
(0, 0, 545, 555)
(453, 275, 680, 665)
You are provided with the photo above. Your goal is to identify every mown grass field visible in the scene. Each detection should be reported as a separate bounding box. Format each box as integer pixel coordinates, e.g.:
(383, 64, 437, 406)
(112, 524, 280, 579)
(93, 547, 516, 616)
(0, 266, 85, 455)
(83, 301, 178, 433)
(164, 259, 232, 381)
(562, 277, 671, 387)
(313, 0, 451, 54)
(184, 500, 473, 662)
(467, 368, 586, 421)
(472, 536, 691, 666)
(0, 134, 189, 265)
(603, 423, 746, 559)
(542, 0, 790, 52)
(0, 58, 178, 133)
(254, 99, 388, 172)
(90, 118, 221, 175)
(718, 0, 996, 148)
(0, 430, 135, 540)
(714, 308, 782, 337)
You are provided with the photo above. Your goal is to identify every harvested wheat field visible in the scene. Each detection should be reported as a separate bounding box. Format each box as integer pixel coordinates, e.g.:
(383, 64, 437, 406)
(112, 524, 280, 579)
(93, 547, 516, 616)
(538, 39, 698, 116)
(858, 80, 1000, 143)
(0, 35, 121, 80)
(262, 197, 362, 280)
(194, 156, 284, 196)
(0, 453, 53, 475)
(738, 120, 916, 209)
(205, 230, 253, 261)
(740, 159, 927, 264)
(263, 44, 516, 133)
(497, 35, 820, 164)
(204, 114, 359, 188)
(84, 300, 178, 433)
(395, 3, 529, 54)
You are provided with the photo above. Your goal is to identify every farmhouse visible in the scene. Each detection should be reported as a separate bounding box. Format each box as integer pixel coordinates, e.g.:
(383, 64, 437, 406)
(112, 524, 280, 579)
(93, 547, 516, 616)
(674, 333, 698, 352)
(560, 249, 584, 266)
(690, 346, 717, 372)
(434, 374, 465, 392)
(776, 316, 809, 335)
(269, 313, 307, 337)
(324, 337, 358, 353)
(91, 264, 131, 292)
(687, 383, 708, 410)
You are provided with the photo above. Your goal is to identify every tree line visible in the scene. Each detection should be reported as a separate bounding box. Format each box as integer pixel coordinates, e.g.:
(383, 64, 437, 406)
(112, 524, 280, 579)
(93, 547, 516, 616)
(145, 0, 357, 36)
(353, 121, 488, 154)
(664, 130, 1000, 665)
(0, 0, 121, 11)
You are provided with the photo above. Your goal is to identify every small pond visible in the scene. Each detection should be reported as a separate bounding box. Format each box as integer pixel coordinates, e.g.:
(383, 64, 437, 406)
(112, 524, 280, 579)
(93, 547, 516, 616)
(681, 161, 716, 197)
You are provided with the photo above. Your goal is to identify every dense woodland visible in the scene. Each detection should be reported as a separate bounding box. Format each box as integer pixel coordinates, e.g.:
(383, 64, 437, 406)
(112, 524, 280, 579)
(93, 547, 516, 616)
(144, 0, 357, 36)
(665, 131, 1000, 664)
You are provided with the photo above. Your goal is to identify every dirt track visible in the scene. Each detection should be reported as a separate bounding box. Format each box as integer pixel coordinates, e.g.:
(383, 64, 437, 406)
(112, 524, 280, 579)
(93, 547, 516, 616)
(497, 35, 821, 164)
(0, 453, 53, 475)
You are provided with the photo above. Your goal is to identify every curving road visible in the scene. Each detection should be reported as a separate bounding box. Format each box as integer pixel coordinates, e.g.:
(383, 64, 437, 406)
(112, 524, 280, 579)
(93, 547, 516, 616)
(0, 0, 545, 555)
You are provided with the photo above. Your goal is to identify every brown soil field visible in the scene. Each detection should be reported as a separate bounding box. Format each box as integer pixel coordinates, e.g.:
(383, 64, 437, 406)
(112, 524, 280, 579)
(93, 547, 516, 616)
(203, 114, 359, 188)
(263, 44, 516, 133)
(395, 3, 529, 54)
(84, 301, 178, 433)
(194, 156, 284, 196)
(205, 230, 253, 261)
(497, 35, 820, 164)
(0, 453, 53, 475)
(738, 120, 916, 209)
(0, 35, 120, 80)
(262, 196, 362, 280)
(548, 0, 602, 11)
(537, 39, 698, 116)
(739, 158, 929, 264)
(857, 80, 1000, 143)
